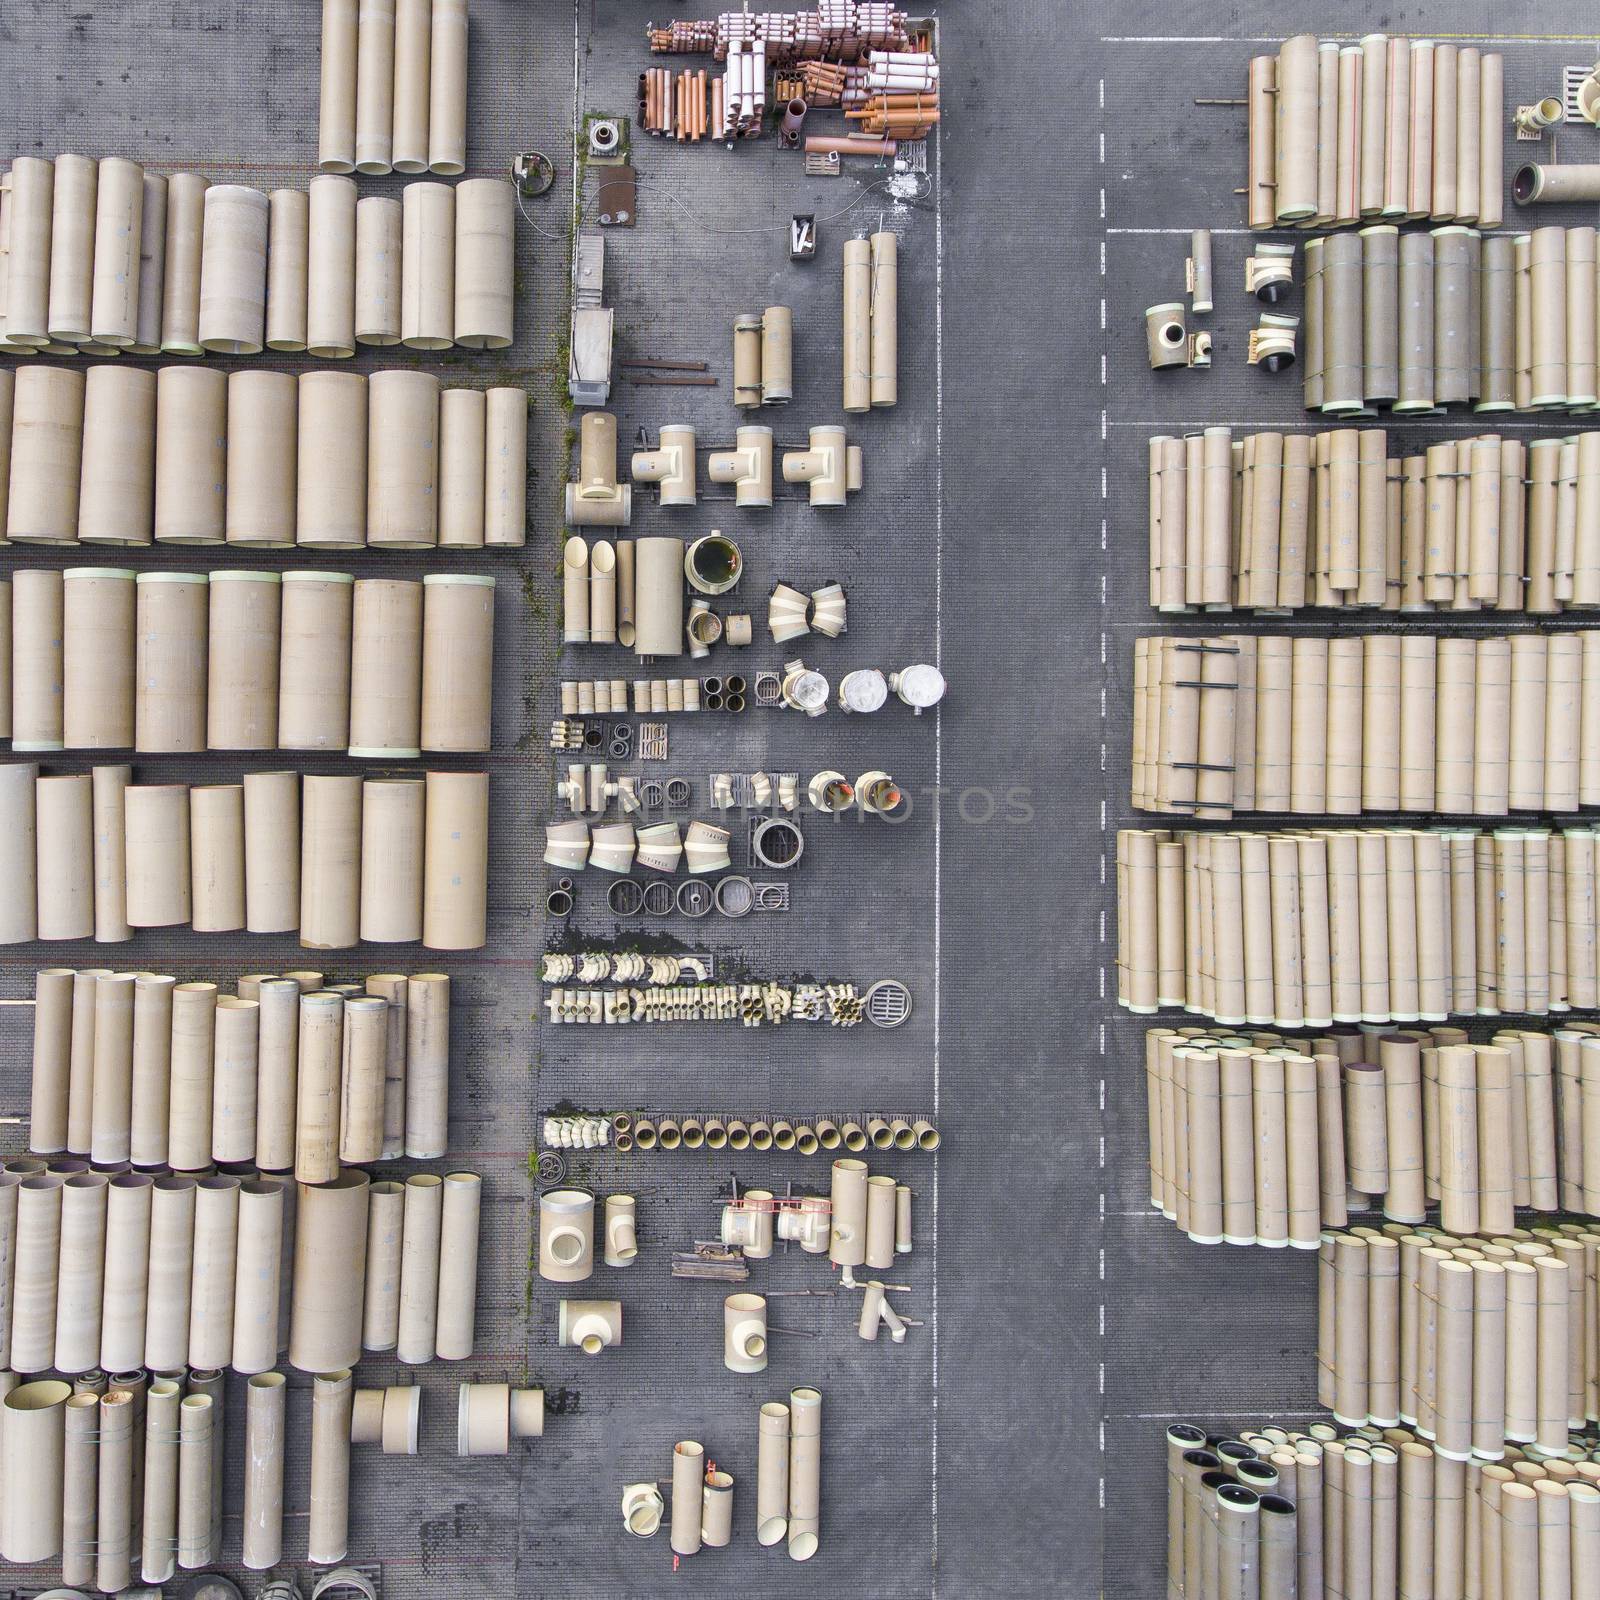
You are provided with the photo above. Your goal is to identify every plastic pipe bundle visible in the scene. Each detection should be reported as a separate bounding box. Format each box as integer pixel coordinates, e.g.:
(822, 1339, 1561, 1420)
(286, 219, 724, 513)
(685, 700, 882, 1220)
(0, 769, 489, 948)
(1117, 824, 1600, 1021)
(1143, 1024, 1600, 1240)
(29, 966, 450, 1175)
(3, 158, 510, 352)
(0, 364, 523, 548)
(1142, 426, 1600, 614)
(1317, 1225, 1596, 1459)
(319, 0, 470, 175)
(1253, 35, 1503, 231)
(1299, 225, 1600, 414)
(1132, 630, 1600, 819)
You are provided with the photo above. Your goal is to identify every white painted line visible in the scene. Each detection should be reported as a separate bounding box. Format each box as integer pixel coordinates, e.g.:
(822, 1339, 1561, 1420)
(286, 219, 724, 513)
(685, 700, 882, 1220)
(930, 99, 944, 1600)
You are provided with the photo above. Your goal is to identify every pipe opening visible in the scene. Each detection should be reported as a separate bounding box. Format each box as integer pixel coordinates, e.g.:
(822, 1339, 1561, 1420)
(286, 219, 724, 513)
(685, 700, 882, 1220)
(581, 1333, 605, 1355)
(1512, 165, 1540, 203)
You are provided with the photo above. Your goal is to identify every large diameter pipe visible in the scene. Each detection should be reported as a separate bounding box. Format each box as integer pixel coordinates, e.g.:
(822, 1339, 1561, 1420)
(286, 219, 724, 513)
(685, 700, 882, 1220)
(144, 1174, 196, 1372)
(241, 1370, 287, 1569)
(671, 1440, 705, 1556)
(788, 1385, 823, 1561)
(232, 1179, 285, 1374)
(100, 1171, 153, 1372)
(197, 184, 269, 355)
(290, 1168, 370, 1371)
(61, 1391, 98, 1588)
(423, 770, 488, 949)
(12, 1173, 65, 1372)
(436, 1170, 482, 1360)
(757, 1401, 790, 1546)
(454, 178, 515, 349)
(318, 0, 359, 172)
(1514, 164, 1600, 204)
(397, 1170, 443, 1363)
(428, 0, 469, 173)
(1, 1378, 72, 1561)
(406, 971, 450, 1157)
(54, 1171, 109, 1373)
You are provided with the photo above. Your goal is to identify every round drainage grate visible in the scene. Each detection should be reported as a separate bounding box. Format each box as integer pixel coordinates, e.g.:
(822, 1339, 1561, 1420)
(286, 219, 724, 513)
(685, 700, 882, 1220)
(864, 978, 913, 1029)
(753, 817, 804, 869)
(642, 880, 675, 916)
(676, 880, 713, 918)
(715, 875, 755, 917)
(607, 878, 644, 916)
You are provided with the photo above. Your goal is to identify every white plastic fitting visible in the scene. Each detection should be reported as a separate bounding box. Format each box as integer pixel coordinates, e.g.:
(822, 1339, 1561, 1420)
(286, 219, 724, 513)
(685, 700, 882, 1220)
(455, 1383, 544, 1456)
(809, 583, 847, 637)
(683, 820, 732, 874)
(565, 412, 632, 526)
(537, 1189, 595, 1284)
(891, 664, 947, 712)
(558, 1298, 622, 1354)
(782, 425, 860, 508)
(543, 820, 592, 869)
(723, 1292, 768, 1373)
(706, 424, 775, 507)
(622, 1481, 664, 1537)
(773, 1195, 830, 1254)
(588, 821, 637, 873)
(721, 1189, 775, 1258)
(768, 583, 811, 642)
(630, 424, 697, 507)
(839, 668, 889, 713)
(603, 1195, 638, 1267)
(781, 662, 829, 717)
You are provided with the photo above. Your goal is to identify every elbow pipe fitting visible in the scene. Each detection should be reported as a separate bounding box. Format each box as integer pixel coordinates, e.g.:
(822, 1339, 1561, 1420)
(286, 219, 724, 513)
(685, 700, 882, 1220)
(588, 821, 637, 874)
(565, 414, 633, 526)
(622, 1481, 664, 1537)
(604, 1195, 638, 1266)
(782, 425, 857, 507)
(809, 583, 847, 638)
(724, 1292, 769, 1373)
(706, 425, 775, 507)
(683, 820, 732, 875)
(855, 770, 906, 816)
(562, 537, 590, 642)
(537, 1189, 595, 1284)
(1247, 312, 1298, 371)
(557, 1298, 622, 1355)
(630, 424, 698, 506)
(635, 820, 683, 873)
(1244, 243, 1295, 303)
(544, 820, 592, 869)
(769, 583, 811, 642)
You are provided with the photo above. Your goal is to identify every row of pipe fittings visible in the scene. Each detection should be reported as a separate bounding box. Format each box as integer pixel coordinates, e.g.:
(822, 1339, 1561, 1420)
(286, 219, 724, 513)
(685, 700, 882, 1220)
(779, 660, 947, 716)
(542, 981, 865, 1026)
(537, 1188, 639, 1281)
(769, 582, 846, 641)
(565, 411, 862, 521)
(544, 816, 733, 872)
(607, 1111, 940, 1156)
(541, 953, 708, 984)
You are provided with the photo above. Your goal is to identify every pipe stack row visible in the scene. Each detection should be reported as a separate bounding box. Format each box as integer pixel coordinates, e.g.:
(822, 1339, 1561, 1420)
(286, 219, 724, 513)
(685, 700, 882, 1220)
(842, 232, 897, 411)
(1144, 1025, 1600, 1245)
(1317, 1223, 1598, 1457)
(639, 66, 720, 139)
(0, 764, 490, 949)
(1146, 426, 1600, 615)
(2, 568, 492, 756)
(317, 0, 469, 176)
(1116, 824, 1600, 1022)
(0, 1161, 480, 1375)
(0, 159, 513, 356)
(647, 6, 912, 61)
(1302, 225, 1600, 416)
(30, 967, 451, 1173)
(0, 365, 527, 548)
(601, 1110, 939, 1155)
(1164, 1418, 1600, 1600)
(1132, 631, 1600, 820)
(1247, 34, 1504, 231)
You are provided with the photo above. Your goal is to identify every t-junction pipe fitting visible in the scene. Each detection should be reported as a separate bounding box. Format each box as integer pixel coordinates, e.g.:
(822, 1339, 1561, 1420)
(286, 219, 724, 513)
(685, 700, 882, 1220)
(781, 425, 862, 507)
(631, 424, 698, 506)
(706, 424, 774, 507)
(564, 412, 632, 526)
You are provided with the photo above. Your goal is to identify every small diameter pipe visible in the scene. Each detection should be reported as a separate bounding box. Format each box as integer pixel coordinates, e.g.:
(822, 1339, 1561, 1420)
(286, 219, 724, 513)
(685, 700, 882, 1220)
(308, 1367, 355, 1564)
(757, 1401, 790, 1546)
(787, 1385, 823, 1561)
(670, 1439, 705, 1556)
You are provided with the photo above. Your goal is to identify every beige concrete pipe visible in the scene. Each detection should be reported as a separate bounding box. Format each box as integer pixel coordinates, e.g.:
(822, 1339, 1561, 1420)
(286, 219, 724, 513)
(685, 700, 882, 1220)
(241, 1370, 287, 1569)
(436, 1169, 482, 1360)
(869, 231, 898, 406)
(266, 187, 310, 351)
(226, 373, 298, 547)
(842, 236, 871, 411)
(671, 1439, 705, 1556)
(355, 192, 403, 345)
(5, 157, 55, 345)
(54, 1170, 109, 1374)
(355, 0, 397, 173)
(455, 178, 515, 348)
(11, 568, 64, 745)
(298, 371, 368, 546)
(47, 153, 96, 344)
(392, 0, 432, 171)
(190, 785, 247, 932)
(420, 572, 495, 750)
(232, 1179, 286, 1374)
(78, 367, 156, 545)
(319, 0, 360, 171)
(198, 184, 269, 354)
(95, 1385, 136, 1593)
(36, 773, 94, 940)
(160, 171, 209, 355)
(829, 1158, 868, 1269)
(439, 387, 486, 543)
(1514, 163, 1600, 204)
(757, 1400, 790, 1545)
(30, 968, 76, 1152)
(89, 970, 136, 1162)
(359, 779, 424, 943)
(1, 1378, 71, 1561)
(406, 971, 451, 1157)
(702, 1470, 735, 1548)
(154, 367, 227, 543)
(279, 569, 355, 747)
(397, 1169, 443, 1364)
(308, 1368, 354, 1564)
(308, 173, 358, 358)
(8, 364, 85, 544)
(60, 1389, 97, 1588)
(135, 572, 208, 751)
(144, 1174, 196, 1372)
(484, 386, 527, 546)
(290, 1167, 370, 1371)
(362, 1178, 405, 1352)
(139, 1376, 181, 1583)
(422, 770, 488, 949)
(787, 1385, 823, 1560)
(300, 774, 362, 949)
(429, 0, 469, 173)
(401, 180, 454, 348)
(296, 987, 345, 1179)
(634, 535, 685, 656)
(188, 1173, 241, 1371)
(367, 369, 440, 545)
(243, 774, 301, 934)
(455, 1382, 545, 1456)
